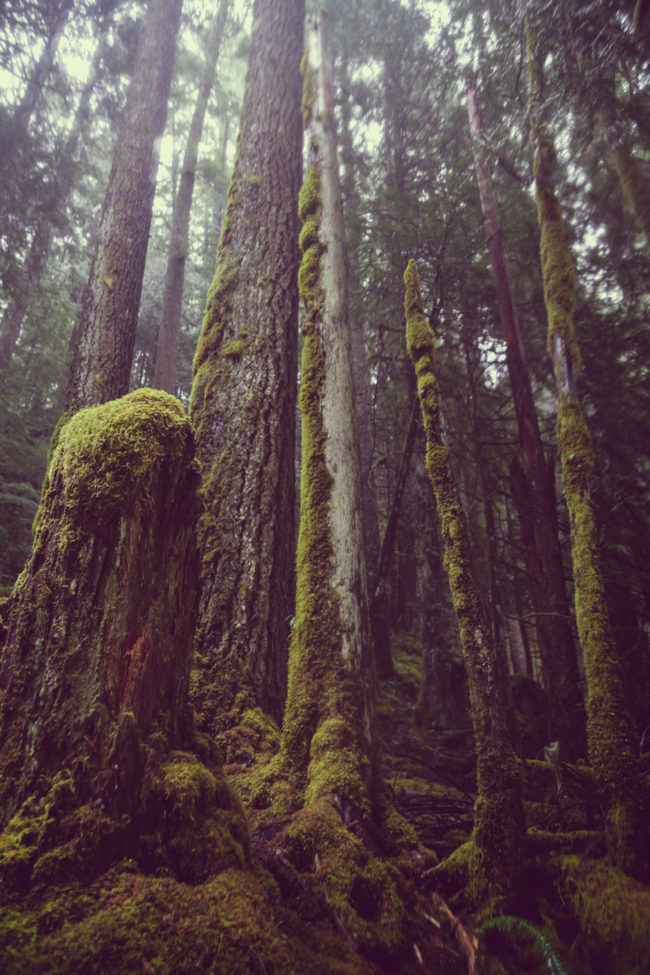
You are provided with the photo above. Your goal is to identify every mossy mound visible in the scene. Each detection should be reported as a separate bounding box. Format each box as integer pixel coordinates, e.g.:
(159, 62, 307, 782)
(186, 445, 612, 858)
(0, 862, 373, 975)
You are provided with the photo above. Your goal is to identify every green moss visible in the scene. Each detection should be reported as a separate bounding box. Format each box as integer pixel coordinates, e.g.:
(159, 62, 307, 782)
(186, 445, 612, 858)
(552, 856, 650, 973)
(44, 389, 188, 534)
(0, 797, 48, 891)
(300, 49, 317, 130)
(527, 25, 648, 878)
(404, 258, 526, 914)
(221, 338, 246, 358)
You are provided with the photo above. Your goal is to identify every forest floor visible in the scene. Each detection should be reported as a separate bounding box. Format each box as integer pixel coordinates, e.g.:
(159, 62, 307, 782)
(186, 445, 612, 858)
(2, 642, 650, 974)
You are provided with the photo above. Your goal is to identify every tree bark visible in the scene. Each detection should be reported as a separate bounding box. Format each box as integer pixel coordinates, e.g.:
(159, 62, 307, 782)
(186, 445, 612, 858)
(527, 24, 649, 879)
(0, 389, 248, 891)
(281, 10, 375, 802)
(405, 258, 526, 914)
(467, 85, 584, 759)
(154, 0, 229, 393)
(65, 0, 183, 413)
(189, 0, 303, 726)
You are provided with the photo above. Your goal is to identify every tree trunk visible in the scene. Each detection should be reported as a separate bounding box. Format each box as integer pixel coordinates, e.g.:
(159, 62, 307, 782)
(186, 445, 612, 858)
(413, 443, 468, 732)
(0, 26, 111, 382)
(0, 0, 73, 178)
(467, 85, 584, 759)
(189, 0, 303, 726)
(405, 258, 526, 914)
(65, 0, 183, 413)
(281, 10, 375, 795)
(369, 397, 418, 678)
(0, 389, 248, 891)
(154, 0, 229, 393)
(527, 24, 649, 879)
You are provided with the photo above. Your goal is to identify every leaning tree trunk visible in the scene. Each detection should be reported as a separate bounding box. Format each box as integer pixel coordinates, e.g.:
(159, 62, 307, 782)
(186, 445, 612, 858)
(467, 85, 584, 759)
(189, 0, 303, 727)
(0, 388, 248, 892)
(404, 259, 526, 914)
(65, 0, 183, 413)
(154, 0, 229, 393)
(527, 24, 649, 880)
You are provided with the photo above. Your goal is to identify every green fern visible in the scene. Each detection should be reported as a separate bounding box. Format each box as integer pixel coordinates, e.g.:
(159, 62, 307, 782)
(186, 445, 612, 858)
(478, 915, 570, 975)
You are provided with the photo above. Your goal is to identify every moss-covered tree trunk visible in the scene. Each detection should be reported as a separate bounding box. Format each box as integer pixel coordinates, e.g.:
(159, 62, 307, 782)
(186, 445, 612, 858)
(154, 0, 229, 394)
(281, 10, 375, 806)
(467, 85, 584, 758)
(527, 25, 649, 879)
(404, 259, 526, 914)
(0, 389, 247, 891)
(189, 0, 303, 727)
(65, 0, 183, 413)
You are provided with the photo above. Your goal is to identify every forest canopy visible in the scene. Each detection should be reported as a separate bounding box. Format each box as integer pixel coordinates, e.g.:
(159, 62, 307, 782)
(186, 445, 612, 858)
(1, 1, 649, 973)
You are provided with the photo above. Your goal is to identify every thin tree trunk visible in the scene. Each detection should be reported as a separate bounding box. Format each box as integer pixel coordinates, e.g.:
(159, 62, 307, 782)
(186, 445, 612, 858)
(405, 258, 526, 913)
(0, 27, 111, 381)
(65, 0, 183, 413)
(369, 397, 419, 678)
(467, 85, 584, 759)
(0, 0, 73, 176)
(0, 390, 248, 890)
(281, 11, 375, 793)
(154, 0, 229, 393)
(189, 0, 303, 726)
(527, 24, 649, 879)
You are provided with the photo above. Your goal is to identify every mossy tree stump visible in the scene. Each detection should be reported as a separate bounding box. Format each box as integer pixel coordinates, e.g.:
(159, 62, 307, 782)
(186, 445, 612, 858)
(0, 389, 248, 891)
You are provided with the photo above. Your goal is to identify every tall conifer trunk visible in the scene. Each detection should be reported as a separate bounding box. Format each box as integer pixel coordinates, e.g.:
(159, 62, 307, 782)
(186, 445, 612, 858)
(154, 0, 229, 393)
(467, 86, 584, 758)
(65, 0, 183, 413)
(189, 0, 303, 725)
(527, 24, 649, 879)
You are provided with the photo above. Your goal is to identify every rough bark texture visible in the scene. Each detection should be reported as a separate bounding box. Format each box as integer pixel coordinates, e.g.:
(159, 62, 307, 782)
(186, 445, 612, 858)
(467, 86, 584, 759)
(281, 12, 375, 801)
(405, 259, 526, 914)
(0, 389, 248, 891)
(65, 0, 183, 413)
(189, 0, 303, 726)
(154, 0, 229, 393)
(528, 26, 649, 879)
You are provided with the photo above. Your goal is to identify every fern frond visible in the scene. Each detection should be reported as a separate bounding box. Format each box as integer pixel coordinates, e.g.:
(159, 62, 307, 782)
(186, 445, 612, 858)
(478, 915, 570, 975)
